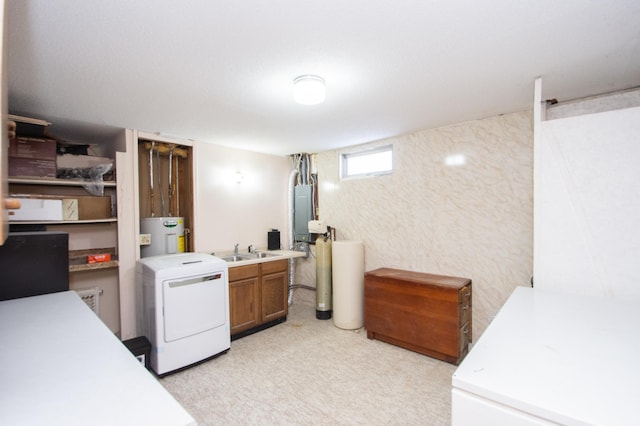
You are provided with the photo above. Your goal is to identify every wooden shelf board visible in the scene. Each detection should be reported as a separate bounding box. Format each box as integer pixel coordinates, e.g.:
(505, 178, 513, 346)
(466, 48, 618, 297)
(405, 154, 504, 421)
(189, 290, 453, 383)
(9, 218, 117, 225)
(69, 260, 119, 273)
(9, 177, 116, 187)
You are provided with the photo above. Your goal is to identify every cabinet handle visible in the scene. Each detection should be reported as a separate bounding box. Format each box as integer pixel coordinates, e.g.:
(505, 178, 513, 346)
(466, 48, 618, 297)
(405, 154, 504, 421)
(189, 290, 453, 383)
(462, 305, 469, 310)
(462, 325, 469, 334)
(4, 198, 21, 210)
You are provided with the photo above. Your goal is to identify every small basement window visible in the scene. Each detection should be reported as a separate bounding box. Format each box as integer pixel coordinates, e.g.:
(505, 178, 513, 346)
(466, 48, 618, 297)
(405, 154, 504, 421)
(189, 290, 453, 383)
(340, 145, 393, 179)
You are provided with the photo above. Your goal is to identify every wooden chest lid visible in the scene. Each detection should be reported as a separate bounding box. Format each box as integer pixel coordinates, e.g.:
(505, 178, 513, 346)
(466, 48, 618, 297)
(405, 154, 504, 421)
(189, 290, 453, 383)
(365, 267, 471, 289)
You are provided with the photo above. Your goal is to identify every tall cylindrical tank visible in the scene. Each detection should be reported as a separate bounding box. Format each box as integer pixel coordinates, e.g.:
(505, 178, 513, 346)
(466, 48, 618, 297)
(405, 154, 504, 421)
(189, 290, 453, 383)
(332, 240, 364, 329)
(140, 217, 185, 258)
(315, 236, 332, 319)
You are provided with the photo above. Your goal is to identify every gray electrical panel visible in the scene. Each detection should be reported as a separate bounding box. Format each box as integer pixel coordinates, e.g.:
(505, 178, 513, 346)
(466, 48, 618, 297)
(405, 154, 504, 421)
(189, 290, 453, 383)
(294, 185, 313, 242)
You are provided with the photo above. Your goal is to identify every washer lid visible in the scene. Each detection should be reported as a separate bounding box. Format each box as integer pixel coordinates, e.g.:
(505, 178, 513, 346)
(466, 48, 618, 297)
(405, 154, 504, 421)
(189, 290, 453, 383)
(138, 252, 226, 272)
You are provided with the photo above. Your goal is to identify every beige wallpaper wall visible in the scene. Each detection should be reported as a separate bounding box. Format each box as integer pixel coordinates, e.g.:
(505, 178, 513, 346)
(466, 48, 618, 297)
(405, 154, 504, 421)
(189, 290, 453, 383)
(294, 110, 533, 338)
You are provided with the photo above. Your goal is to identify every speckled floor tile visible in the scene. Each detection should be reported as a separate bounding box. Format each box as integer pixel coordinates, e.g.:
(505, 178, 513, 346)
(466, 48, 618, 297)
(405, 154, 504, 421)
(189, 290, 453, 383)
(160, 292, 455, 425)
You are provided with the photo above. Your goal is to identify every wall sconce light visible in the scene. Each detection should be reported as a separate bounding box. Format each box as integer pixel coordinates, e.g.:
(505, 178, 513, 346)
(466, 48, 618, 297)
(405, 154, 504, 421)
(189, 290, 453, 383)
(293, 75, 326, 105)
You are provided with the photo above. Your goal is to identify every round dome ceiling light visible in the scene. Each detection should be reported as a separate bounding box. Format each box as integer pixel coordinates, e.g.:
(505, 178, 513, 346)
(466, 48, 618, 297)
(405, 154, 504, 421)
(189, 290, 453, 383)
(293, 75, 326, 105)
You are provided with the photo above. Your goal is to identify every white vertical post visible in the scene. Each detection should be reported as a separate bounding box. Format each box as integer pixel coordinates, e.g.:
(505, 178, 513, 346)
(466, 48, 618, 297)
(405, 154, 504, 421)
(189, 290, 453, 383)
(532, 78, 545, 288)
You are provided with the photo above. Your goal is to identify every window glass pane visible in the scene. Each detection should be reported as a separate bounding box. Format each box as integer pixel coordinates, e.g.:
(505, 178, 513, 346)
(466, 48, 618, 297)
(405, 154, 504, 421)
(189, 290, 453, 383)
(341, 145, 392, 178)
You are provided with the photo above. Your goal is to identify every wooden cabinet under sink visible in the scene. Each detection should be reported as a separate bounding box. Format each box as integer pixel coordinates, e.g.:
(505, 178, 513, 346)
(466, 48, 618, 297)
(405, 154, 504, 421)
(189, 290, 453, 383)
(228, 259, 288, 338)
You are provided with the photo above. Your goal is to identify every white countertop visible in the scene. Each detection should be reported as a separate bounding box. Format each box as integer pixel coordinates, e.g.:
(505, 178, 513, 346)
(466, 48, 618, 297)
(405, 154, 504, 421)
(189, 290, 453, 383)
(452, 287, 639, 425)
(0, 291, 196, 426)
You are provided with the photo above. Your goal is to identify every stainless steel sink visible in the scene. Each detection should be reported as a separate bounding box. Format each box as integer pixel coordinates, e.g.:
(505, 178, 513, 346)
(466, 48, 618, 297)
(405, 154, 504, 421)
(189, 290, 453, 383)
(221, 255, 251, 262)
(254, 251, 277, 258)
(221, 252, 278, 262)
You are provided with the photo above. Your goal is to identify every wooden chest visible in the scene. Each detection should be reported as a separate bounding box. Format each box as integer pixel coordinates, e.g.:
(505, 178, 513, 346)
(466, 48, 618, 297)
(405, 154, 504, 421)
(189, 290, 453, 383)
(364, 268, 472, 365)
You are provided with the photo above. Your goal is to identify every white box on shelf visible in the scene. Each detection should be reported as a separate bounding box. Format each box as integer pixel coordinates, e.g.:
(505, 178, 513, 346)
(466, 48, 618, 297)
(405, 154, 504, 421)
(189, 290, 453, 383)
(9, 198, 63, 221)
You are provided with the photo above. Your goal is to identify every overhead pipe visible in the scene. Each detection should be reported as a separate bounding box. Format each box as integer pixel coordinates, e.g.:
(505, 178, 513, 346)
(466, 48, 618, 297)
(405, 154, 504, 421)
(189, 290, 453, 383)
(300, 155, 308, 185)
(287, 168, 299, 306)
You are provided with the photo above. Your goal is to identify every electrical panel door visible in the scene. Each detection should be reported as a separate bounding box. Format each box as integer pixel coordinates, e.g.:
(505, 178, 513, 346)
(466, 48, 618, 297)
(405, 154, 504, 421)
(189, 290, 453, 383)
(294, 184, 313, 242)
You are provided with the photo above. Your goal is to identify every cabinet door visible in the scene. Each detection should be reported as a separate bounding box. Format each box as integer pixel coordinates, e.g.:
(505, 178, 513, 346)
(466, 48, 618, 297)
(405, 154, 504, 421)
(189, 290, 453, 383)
(261, 270, 288, 323)
(229, 277, 260, 335)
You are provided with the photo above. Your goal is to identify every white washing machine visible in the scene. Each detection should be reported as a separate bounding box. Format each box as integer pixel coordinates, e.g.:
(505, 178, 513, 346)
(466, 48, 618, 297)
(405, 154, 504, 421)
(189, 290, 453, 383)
(136, 253, 230, 375)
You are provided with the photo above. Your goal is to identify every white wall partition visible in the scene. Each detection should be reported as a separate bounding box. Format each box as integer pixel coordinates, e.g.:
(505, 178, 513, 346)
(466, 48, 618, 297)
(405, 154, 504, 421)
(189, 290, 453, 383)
(533, 81, 640, 298)
(193, 141, 290, 255)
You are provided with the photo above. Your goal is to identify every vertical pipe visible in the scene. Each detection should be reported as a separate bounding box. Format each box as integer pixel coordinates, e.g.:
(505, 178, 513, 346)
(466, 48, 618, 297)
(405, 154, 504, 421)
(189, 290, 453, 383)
(287, 168, 299, 306)
(300, 155, 308, 185)
(149, 142, 155, 217)
(157, 150, 167, 217)
(168, 147, 174, 216)
(175, 156, 180, 217)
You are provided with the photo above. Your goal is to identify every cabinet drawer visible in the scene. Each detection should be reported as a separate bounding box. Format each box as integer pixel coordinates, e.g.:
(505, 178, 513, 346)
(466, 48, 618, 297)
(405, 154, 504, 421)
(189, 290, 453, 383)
(229, 264, 259, 281)
(261, 259, 288, 275)
(459, 322, 471, 360)
(460, 302, 471, 326)
(459, 284, 472, 306)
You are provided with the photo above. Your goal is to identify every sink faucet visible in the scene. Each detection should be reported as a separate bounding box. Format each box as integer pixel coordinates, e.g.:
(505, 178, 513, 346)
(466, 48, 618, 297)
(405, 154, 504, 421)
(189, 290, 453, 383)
(234, 243, 239, 255)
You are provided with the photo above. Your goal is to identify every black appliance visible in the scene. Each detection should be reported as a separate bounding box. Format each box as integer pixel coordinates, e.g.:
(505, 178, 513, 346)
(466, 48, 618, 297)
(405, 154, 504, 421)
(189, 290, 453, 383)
(0, 232, 69, 301)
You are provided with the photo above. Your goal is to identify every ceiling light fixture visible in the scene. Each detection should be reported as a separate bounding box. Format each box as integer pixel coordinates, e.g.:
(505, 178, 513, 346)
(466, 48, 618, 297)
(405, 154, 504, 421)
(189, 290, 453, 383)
(293, 75, 326, 105)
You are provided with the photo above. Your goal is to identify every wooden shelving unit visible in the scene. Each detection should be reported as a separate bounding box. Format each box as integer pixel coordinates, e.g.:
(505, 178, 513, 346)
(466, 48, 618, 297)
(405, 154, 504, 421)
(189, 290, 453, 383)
(5, 114, 123, 335)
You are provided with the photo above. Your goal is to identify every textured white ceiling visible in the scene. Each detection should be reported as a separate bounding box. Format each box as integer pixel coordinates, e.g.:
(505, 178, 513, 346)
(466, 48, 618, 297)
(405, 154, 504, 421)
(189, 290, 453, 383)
(7, 1, 640, 156)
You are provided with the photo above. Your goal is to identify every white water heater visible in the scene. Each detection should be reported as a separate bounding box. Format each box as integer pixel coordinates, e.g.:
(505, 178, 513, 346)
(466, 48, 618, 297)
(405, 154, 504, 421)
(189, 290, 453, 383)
(140, 217, 185, 258)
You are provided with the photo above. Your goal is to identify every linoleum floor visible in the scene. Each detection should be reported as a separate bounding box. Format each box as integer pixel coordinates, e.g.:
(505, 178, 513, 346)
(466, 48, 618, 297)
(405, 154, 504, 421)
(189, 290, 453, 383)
(160, 290, 456, 425)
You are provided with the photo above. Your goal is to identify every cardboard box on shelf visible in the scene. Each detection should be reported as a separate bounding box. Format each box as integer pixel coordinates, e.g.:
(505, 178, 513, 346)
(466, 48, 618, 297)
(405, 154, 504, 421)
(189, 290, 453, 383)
(9, 137, 58, 178)
(61, 199, 79, 220)
(56, 154, 114, 170)
(9, 157, 56, 178)
(9, 137, 57, 159)
(62, 196, 112, 220)
(8, 114, 50, 138)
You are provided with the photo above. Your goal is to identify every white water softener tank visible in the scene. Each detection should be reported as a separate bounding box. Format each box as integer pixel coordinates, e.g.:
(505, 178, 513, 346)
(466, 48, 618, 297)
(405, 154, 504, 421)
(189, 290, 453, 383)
(141, 217, 185, 258)
(332, 240, 365, 330)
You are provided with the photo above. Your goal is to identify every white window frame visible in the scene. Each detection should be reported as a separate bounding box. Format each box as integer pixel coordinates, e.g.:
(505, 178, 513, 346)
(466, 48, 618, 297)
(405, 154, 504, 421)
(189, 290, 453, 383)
(340, 145, 393, 179)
